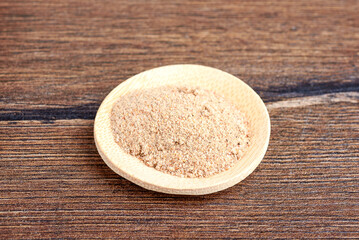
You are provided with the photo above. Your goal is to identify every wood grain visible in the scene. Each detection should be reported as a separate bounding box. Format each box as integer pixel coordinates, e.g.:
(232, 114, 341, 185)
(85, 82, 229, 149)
(0, 0, 358, 238)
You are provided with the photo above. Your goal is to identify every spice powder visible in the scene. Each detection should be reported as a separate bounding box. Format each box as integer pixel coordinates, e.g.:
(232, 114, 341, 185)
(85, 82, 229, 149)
(110, 86, 250, 178)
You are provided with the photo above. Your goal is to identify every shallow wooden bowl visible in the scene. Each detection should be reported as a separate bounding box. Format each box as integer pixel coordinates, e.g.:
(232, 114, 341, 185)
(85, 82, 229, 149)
(94, 64, 270, 195)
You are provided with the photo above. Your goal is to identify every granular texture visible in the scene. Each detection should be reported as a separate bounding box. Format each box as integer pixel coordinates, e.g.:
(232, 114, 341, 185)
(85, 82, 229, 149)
(110, 86, 250, 178)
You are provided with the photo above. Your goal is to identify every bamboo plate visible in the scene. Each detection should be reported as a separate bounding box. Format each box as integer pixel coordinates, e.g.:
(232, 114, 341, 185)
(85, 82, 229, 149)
(94, 64, 270, 195)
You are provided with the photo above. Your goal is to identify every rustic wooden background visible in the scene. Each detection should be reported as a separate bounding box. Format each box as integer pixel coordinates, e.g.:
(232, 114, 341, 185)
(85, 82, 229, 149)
(1, 0, 358, 239)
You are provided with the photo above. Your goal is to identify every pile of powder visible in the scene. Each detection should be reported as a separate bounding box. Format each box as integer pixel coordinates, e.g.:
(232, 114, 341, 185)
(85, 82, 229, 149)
(110, 86, 250, 178)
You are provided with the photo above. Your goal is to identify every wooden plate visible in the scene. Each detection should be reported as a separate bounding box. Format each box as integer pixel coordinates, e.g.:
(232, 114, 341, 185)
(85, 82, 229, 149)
(94, 64, 270, 195)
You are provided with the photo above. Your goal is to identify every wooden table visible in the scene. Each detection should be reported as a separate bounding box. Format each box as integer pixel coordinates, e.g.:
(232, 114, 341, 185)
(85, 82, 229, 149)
(1, 0, 358, 238)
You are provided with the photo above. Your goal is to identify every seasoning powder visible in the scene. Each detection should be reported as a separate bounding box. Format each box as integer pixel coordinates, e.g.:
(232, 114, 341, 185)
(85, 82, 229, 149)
(110, 86, 250, 178)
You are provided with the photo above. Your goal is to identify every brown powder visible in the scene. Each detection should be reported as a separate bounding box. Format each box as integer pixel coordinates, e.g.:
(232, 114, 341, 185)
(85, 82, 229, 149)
(110, 86, 250, 178)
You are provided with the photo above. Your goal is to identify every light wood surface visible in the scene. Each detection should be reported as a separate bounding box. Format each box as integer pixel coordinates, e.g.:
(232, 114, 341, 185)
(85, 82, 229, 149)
(94, 65, 270, 195)
(1, 0, 358, 238)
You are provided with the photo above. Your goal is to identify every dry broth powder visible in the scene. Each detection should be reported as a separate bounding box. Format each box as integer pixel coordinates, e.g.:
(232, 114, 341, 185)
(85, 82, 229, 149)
(111, 86, 250, 178)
